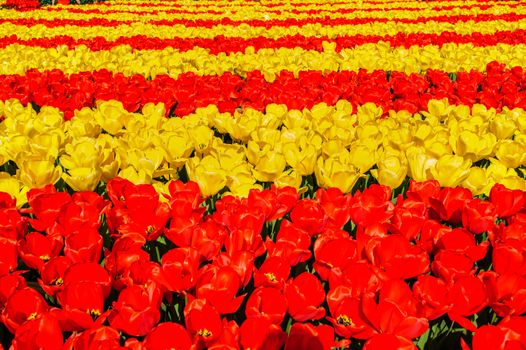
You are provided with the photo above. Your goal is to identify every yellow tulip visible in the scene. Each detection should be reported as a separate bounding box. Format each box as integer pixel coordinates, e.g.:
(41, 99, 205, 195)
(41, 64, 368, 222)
(282, 138, 318, 176)
(252, 151, 287, 183)
(462, 167, 494, 196)
(161, 132, 193, 169)
(429, 154, 472, 187)
(118, 166, 152, 185)
(498, 176, 526, 191)
(94, 100, 131, 135)
(489, 114, 517, 140)
(495, 140, 526, 168)
(348, 142, 379, 173)
(422, 98, 452, 121)
(406, 146, 437, 182)
(0, 173, 29, 206)
(17, 159, 62, 188)
(60, 139, 102, 169)
(449, 130, 496, 162)
(274, 168, 303, 189)
(62, 168, 102, 192)
(315, 152, 361, 193)
(186, 156, 227, 197)
(188, 125, 214, 155)
(370, 149, 408, 189)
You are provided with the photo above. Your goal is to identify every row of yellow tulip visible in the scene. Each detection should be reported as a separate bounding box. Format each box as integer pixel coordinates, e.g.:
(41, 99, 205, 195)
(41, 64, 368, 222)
(2, 43, 524, 78)
(1, 98, 526, 205)
(3, 4, 520, 22)
(6, 18, 523, 40)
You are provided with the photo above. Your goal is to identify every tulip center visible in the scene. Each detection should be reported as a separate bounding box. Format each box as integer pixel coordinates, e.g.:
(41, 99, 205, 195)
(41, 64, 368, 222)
(39, 255, 50, 262)
(27, 312, 38, 321)
(337, 314, 353, 327)
(51, 277, 63, 286)
(86, 309, 101, 318)
(264, 272, 277, 282)
(146, 225, 156, 235)
(197, 328, 213, 338)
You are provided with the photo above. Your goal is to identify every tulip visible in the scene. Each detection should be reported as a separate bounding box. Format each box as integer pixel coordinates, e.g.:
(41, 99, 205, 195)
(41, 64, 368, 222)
(93, 100, 131, 135)
(186, 156, 227, 197)
(17, 159, 62, 188)
(143, 323, 192, 350)
(196, 265, 245, 315)
(370, 149, 408, 189)
(185, 299, 223, 346)
(2, 288, 49, 333)
(245, 287, 287, 325)
(495, 140, 526, 168)
(284, 272, 326, 322)
(239, 317, 286, 350)
(315, 153, 362, 193)
(108, 281, 162, 337)
(10, 313, 63, 350)
(429, 154, 471, 188)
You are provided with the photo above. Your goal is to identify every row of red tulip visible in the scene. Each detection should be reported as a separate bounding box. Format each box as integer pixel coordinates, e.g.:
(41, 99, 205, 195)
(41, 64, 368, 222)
(1, 178, 525, 349)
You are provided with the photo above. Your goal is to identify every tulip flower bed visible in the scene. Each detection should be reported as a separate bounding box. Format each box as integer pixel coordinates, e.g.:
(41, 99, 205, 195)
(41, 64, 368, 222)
(2, 0, 526, 349)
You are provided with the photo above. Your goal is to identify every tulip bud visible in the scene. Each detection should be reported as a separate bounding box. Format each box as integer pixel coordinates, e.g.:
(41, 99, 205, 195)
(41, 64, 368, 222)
(429, 154, 471, 188)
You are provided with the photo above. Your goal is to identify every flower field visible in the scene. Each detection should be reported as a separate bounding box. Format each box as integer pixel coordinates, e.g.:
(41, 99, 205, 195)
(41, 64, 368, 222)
(1, 0, 526, 349)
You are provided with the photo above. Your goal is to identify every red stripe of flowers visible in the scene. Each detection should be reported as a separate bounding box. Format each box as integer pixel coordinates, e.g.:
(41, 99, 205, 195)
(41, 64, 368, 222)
(2, 62, 524, 120)
(2, 12, 525, 28)
(3, 29, 526, 53)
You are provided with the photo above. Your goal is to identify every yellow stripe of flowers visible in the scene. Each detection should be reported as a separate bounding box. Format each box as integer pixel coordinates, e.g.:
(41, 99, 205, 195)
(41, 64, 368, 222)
(1, 43, 526, 79)
(2, 99, 526, 204)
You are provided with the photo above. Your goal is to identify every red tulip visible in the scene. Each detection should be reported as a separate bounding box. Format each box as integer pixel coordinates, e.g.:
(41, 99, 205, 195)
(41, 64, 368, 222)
(490, 183, 526, 218)
(461, 198, 496, 234)
(245, 287, 287, 324)
(38, 256, 70, 297)
(265, 220, 311, 266)
(413, 275, 450, 321)
(466, 317, 526, 350)
(64, 227, 103, 264)
(430, 187, 472, 225)
(313, 237, 358, 282)
(448, 275, 488, 331)
(55, 281, 106, 331)
(161, 247, 200, 292)
(1, 287, 49, 333)
(62, 262, 112, 299)
(329, 261, 382, 295)
(239, 317, 286, 350)
(406, 180, 440, 207)
(143, 323, 192, 350)
(284, 272, 326, 322)
(363, 334, 417, 350)
(196, 265, 245, 315)
(389, 196, 427, 241)
(0, 273, 26, 309)
(17, 231, 63, 271)
(104, 237, 150, 291)
(350, 185, 394, 227)
(435, 228, 488, 262)
(285, 323, 349, 350)
(480, 271, 526, 317)
(108, 281, 162, 336)
(290, 199, 328, 236)
(254, 256, 290, 290)
(26, 185, 71, 232)
(63, 326, 122, 350)
(184, 299, 223, 346)
(0, 241, 18, 277)
(327, 286, 376, 339)
(315, 187, 352, 229)
(365, 234, 429, 280)
(10, 313, 63, 350)
(492, 241, 526, 275)
(431, 250, 475, 282)
(215, 250, 255, 289)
